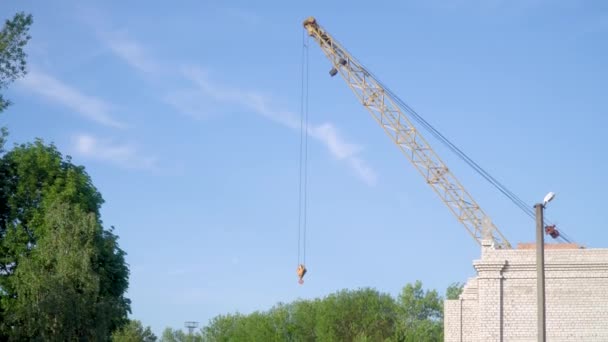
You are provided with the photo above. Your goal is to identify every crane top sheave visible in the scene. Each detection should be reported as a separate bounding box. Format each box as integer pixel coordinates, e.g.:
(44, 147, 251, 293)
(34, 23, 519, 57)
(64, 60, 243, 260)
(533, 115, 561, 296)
(303, 16, 512, 249)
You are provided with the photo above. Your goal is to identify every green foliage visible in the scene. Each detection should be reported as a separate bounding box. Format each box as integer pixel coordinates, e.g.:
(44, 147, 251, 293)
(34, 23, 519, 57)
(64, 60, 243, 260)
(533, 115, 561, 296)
(0, 126, 7, 153)
(198, 281, 449, 342)
(0, 10, 129, 340)
(0, 12, 33, 153)
(7, 202, 102, 340)
(446, 282, 464, 300)
(160, 327, 202, 342)
(394, 280, 443, 341)
(0, 12, 32, 112)
(288, 299, 318, 341)
(201, 311, 284, 342)
(315, 288, 398, 341)
(395, 319, 443, 342)
(200, 314, 240, 342)
(397, 280, 443, 322)
(0, 140, 130, 340)
(112, 320, 157, 342)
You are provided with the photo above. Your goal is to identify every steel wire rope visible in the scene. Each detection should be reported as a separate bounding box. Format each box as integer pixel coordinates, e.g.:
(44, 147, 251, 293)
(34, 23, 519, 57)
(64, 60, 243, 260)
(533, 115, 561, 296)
(297, 30, 311, 266)
(297, 30, 305, 265)
(303, 34, 310, 264)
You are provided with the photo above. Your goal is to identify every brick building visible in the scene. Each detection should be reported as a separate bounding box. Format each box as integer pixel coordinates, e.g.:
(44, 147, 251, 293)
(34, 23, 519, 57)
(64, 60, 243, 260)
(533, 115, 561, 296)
(444, 240, 608, 341)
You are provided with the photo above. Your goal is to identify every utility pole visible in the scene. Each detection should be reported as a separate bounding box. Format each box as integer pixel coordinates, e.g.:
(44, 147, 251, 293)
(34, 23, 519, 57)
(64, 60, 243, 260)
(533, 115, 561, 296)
(535, 203, 546, 342)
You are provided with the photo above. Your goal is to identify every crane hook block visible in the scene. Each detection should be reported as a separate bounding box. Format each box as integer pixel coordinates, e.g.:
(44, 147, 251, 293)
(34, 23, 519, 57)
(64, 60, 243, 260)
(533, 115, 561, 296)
(303, 17, 317, 29)
(297, 264, 307, 284)
(545, 225, 560, 239)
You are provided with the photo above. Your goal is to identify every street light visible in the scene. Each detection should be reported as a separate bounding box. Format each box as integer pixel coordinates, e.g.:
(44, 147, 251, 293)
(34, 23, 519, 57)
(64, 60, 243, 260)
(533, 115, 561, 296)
(535, 192, 555, 342)
(543, 192, 555, 206)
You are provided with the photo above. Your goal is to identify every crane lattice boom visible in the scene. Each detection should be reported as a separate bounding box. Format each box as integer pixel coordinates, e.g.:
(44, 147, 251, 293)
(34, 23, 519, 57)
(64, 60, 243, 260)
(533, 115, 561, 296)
(303, 17, 511, 249)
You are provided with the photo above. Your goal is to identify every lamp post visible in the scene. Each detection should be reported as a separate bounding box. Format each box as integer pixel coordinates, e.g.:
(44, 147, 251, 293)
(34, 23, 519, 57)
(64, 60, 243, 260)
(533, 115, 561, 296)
(535, 192, 554, 342)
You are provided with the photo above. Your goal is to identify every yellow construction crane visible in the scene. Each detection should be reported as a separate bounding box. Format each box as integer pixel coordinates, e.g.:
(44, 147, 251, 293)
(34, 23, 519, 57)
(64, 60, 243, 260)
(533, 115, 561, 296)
(303, 16, 512, 249)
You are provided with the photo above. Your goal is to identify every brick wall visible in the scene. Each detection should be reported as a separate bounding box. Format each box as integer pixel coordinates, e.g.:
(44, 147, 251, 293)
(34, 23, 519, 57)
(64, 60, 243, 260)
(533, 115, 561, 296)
(444, 242, 608, 341)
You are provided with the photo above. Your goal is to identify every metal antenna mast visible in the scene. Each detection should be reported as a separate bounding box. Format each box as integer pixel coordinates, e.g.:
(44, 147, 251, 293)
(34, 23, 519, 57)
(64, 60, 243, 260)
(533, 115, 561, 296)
(185, 321, 199, 336)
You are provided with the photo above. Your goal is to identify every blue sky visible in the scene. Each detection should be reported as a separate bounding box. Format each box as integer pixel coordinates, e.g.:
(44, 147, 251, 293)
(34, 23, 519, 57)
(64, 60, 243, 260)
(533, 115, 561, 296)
(2, 0, 607, 335)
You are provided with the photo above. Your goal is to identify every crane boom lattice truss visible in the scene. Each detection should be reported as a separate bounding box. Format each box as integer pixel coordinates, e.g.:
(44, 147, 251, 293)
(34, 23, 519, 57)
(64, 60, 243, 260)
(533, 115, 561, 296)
(303, 17, 511, 249)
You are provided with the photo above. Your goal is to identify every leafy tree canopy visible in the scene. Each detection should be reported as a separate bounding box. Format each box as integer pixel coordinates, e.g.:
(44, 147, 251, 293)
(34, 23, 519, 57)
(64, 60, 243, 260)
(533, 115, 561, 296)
(446, 282, 464, 300)
(160, 327, 202, 342)
(0, 140, 131, 339)
(192, 281, 451, 342)
(112, 319, 158, 342)
(0, 11, 32, 113)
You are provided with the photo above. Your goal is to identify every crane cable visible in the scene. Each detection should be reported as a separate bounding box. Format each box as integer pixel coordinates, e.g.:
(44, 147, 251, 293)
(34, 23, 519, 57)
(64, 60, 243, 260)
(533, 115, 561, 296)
(383, 83, 573, 244)
(383, 76, 573, 243)
(331, 37, 574, 244)
(297, 31, 310, 268)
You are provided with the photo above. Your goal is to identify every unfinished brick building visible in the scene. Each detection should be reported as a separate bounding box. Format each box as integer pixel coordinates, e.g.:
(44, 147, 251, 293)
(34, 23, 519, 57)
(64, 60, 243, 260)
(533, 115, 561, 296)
(444, 241, 608, 341)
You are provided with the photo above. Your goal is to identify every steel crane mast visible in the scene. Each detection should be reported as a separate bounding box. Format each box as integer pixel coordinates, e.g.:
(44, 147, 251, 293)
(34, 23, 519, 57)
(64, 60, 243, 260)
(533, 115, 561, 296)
(303, 17, 511, 249)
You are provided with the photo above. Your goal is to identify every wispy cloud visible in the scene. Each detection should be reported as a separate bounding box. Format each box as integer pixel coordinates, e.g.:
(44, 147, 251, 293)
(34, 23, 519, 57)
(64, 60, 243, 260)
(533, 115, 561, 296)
(163, 88, 221, 120)
(178, 66, 377, 185)
(101, 31, 159, 74)
(100, 35, 377, 185)
(72, 133, 157, 170)
(19, 69, 125, 129)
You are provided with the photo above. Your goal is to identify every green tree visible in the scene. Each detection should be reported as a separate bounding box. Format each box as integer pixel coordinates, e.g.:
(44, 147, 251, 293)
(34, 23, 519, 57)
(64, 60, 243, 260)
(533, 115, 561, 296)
(160, 328, 183, 342)
(446, 282, 464, 300)
(267, 303, 293, 341)
(0, 12, 32, 113)
(201, 314, 240, 341)
(288, 299, 319, 341)
(160, 327, 202, 342)
(8, 201, 103, 340)
(201, 311, 284, 342)
(394, 280, 443, 341)
(0, 140, 131, 339)
(112, 320, 157, 342)
(235, 312, 278, 341)
(0, 12, 33, 153)
(197, 281, 458, 341)
(315, 288, 398, 341)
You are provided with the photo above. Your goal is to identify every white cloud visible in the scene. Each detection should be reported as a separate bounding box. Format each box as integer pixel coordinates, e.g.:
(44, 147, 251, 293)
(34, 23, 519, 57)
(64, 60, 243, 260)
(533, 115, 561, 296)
(101, 36, 377, 184)
(72, 133, 157, 170)
(179, 67, 377, 185)
(348, 157, 377, 186)
(310, 123, 360, 160)
(19, 69, 125, 129)
(163, 89, 212, 120)
(101, 32, 159, 74)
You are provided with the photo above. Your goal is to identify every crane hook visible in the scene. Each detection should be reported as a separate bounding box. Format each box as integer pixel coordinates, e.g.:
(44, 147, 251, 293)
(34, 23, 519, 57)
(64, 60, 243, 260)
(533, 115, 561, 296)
(297, 264, 307, 284)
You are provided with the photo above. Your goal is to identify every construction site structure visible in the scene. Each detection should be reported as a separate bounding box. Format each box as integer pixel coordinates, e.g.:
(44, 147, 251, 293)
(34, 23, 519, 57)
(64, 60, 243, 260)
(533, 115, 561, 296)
(445, 242, 608, 341)
(303, 16, 608, 341)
